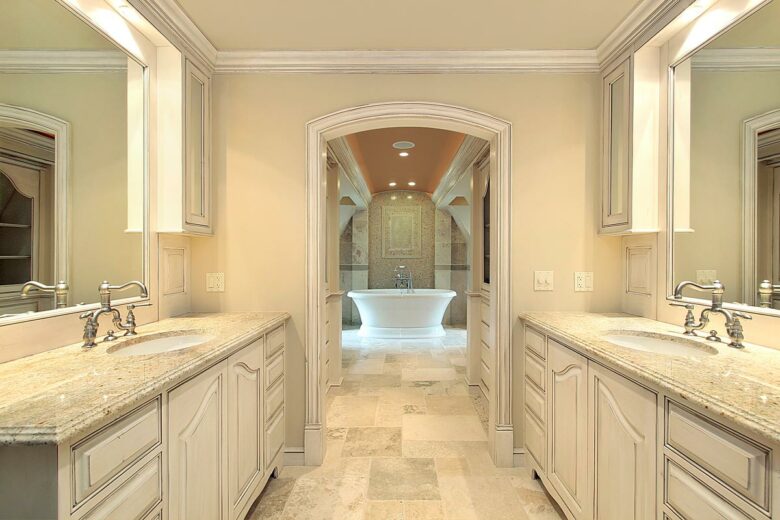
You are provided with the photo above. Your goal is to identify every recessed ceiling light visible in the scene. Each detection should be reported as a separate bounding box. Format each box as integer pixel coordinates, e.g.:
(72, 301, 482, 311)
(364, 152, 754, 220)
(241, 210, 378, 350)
(406, 195, 413, 199)
(393, 141, 415, 150)
(399, 152, 409, 157)
(391, 195, 397, 200)
(388, 181, 397, 187)
(407, 181, 416, 187)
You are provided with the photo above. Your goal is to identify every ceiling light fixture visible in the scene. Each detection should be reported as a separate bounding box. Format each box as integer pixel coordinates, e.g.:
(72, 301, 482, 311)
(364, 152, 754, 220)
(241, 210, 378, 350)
(407, 181, 416, 187)
(391, 195, 397, 200)
(388, 182, 397, 187)
(399, 152, 409, 157)
(393, 141, 416, 150)
(406, 195, 413, 199)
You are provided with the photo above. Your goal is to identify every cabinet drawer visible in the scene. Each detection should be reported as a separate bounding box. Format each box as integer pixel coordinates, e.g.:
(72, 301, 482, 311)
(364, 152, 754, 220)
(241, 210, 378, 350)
(524, 379, 545, 424)
(265, 351, 284, 389)
(666, 400, 769, 511)
(525, 411, 545, 471)
(265, 408, 284, 468)
(265, 325, 285, 359)
(525, 326, 546, 359)
(525, 352, 545, 391)
(480, 301, 490, 325)
(265, 378, 284, 421)
(82, 455, 162, 520)
(72, 398, 161, 507)
(480, 322, 491, 347)
(480, 341, 491, 368)
(664, 458, 751, 520)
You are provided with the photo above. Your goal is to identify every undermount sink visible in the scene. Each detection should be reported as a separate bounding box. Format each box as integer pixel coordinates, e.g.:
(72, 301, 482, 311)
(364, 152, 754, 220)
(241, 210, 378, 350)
(108, 332, 214, 356)
(603, 332, 718, 357)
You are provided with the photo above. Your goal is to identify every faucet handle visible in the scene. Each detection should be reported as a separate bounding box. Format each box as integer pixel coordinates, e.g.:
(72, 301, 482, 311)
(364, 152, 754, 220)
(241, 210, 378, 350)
(733, 311, 752, 320)
(127, 302, 152, 311)
(80, 310, 94, 320)
(669, 302, 694, 310)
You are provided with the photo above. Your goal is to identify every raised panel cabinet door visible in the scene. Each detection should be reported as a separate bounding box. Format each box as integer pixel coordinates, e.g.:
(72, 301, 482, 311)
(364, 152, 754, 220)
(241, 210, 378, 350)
(601, 57, 632, 231)
(168, 361, 228, 520)
(590, 363, 657, 520)
(547, 340, 591, 519)
(227, 340, 264, 520)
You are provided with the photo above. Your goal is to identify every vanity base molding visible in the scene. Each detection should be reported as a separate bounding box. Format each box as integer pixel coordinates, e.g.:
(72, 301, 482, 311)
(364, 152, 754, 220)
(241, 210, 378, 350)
(0, 316, 288, 520)
(520, 315, 780, 520)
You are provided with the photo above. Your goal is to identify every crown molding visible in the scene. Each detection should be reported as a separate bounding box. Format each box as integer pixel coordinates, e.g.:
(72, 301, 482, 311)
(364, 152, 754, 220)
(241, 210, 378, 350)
(129, 0, 217, 71)
(691, 48, 780, 71)
(0, 50, 127, 73)
(327, 138, 372, 206)
(214, 50, 600, 74)
(432, 136, 488, 206)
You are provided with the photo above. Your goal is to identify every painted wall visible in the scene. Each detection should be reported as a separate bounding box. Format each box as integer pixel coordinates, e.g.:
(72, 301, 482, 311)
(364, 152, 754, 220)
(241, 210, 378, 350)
(191, 72, 624, 450)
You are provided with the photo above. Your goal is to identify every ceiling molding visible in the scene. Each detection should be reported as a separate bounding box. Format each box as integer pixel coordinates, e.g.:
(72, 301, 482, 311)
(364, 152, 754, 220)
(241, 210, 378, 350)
(129, 0, 218, 71)
(328, 138, 372, 206)
(692, 48, 780, 71)
(597, 0, 688, 68)
(0, 50, 127, 73)
(214, 50, 600, 74)
(432, 136, 489, 207)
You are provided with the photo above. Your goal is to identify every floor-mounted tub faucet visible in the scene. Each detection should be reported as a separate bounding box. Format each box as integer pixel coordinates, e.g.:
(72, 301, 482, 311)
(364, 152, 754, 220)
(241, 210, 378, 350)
(393, 266, 414, 293)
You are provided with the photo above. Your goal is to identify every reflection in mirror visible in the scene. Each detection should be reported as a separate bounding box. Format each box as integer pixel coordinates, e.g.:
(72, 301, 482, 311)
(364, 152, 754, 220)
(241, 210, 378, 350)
(0, 0, 146, 322)
(671, 0, 780, 312)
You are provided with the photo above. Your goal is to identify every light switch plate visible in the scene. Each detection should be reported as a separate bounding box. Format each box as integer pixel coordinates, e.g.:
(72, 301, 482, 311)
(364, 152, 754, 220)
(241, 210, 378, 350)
(575, 272, 594, 292)
(534, 271, 554, 291)
(206, 272, 225, 292)
(696, 269, 717, 285)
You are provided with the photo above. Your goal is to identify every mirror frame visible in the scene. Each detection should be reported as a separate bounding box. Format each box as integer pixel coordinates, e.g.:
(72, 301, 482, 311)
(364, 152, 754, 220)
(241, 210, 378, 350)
(0, 0, 151, 326)
(665, 0, 779, 316)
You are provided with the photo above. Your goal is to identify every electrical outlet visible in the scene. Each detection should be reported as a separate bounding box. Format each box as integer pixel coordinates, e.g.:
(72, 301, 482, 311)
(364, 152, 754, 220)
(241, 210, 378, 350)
(534, 271, 554, 291)
(696, 269, 717, 285)
(575, 272, 594, 292)
(206, 272, 225, 292)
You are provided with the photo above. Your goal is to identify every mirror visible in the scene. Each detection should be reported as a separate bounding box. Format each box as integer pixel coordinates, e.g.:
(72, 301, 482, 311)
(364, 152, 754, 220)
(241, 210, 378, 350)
(670, 0, 780, 313)
(0, 0, 147, 323)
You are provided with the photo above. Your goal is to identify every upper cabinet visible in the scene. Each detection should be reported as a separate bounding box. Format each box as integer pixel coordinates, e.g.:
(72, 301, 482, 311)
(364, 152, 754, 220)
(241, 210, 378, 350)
(158, 56, 213, 236)
(600, 49, 661, 235)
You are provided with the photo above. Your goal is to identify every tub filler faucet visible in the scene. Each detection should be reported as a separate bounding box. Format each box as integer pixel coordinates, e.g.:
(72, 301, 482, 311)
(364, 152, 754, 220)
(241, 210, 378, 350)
(394, 266, 414, 293)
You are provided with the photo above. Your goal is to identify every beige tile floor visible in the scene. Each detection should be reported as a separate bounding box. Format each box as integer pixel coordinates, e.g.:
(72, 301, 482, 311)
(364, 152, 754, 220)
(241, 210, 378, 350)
(247, 328, 565, 520)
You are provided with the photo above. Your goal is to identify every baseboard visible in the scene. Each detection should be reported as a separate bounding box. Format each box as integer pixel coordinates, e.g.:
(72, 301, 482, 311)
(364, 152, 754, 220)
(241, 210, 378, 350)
(284, 447, 305, 466)
(513, 447, 527, 468)
(328, 377, 344, 388)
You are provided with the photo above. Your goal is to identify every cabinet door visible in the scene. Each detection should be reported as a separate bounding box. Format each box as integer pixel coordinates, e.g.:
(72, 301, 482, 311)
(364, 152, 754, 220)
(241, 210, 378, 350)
(602, 57, 631, 230)
(168, 361, 228, 520)
(547, 340, 591, 519)
(227, 340, 264, 519)
(590, 363, 656, 520)
(184, 59, 211, 231)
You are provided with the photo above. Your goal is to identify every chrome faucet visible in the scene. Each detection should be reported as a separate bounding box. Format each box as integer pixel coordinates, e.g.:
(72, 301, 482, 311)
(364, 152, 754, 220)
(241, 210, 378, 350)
(80, 280, 150, 347)
(20, 280, 70, 309)
(393, 265, 414, 293)
(758, 280, 780, 308)
(671, 280, 751, 348)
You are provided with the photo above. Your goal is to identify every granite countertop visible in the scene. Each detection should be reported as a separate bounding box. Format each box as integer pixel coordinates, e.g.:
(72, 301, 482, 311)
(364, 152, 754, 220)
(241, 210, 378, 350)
(0, 312, 289, 445)
(519, 312, 780, 445)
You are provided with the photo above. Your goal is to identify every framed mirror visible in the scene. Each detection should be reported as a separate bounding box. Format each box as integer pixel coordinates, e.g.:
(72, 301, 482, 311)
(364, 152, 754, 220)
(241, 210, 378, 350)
(0, 0, 148, 324)
(669, 0, 780, 315)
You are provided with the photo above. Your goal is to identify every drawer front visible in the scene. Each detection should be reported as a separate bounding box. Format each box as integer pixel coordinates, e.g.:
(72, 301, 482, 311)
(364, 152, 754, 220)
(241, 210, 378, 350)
(265, 378, 284, 421)
(525, 326, 546, 359)
(72, 398, 161, 507)
(265, 325, 285, 359)
(82, 455, 162, 520)
(525, 352, 545, 391)
(480, 341, 491, 368)
(265, 408, 285, 468)
(480, 322, 492, 347)
(525, 411, 545, 471)
(480, 301, 490, 324)
(524, 379, 545, 424)
(666, 400, 769, 510)
(665, 459, 751, 520)
(265, 351, 284, 389)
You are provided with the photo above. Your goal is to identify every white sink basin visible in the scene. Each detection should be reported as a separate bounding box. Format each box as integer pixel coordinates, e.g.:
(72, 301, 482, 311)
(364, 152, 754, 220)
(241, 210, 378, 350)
(108, 333, 214, 356)
(603, 333, 717, 357)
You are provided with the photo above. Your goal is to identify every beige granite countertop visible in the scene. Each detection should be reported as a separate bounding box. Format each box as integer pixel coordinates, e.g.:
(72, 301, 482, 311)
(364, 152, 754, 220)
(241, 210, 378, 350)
(0, 312, 289, 445)
(519, 312, 780, 445)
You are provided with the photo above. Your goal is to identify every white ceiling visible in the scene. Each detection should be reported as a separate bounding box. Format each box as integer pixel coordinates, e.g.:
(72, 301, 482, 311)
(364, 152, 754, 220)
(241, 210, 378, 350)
(175, 0, 643, 51)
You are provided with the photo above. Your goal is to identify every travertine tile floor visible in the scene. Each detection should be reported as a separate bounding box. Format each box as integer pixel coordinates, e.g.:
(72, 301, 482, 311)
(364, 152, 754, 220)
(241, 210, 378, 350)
(247, 328, 565, 520)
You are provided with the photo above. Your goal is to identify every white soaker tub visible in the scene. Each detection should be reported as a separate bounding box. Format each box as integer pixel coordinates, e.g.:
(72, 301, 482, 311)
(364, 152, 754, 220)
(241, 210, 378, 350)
(347, 289, 456, 338)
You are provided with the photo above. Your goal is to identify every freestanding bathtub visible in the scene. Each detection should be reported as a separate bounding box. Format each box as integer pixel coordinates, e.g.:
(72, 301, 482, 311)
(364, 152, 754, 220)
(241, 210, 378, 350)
(347, 289, 456, 338)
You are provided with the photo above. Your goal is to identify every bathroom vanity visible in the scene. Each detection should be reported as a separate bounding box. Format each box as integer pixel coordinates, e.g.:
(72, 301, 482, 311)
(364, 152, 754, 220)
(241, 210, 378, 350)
(521, 312, 780, 520)
(0, 312, 288, 520)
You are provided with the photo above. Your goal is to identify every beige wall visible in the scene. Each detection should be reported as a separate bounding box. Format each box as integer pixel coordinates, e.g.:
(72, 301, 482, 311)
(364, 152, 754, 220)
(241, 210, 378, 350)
(191, 72, 624, 449)
(0, 72, 143, 305)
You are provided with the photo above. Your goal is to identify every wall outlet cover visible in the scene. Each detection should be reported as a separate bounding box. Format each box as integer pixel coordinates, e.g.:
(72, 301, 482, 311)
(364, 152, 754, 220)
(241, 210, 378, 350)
(574, 272, 594, 292)
(534, 271, 554, 291)
(206, 272, 225, 292)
